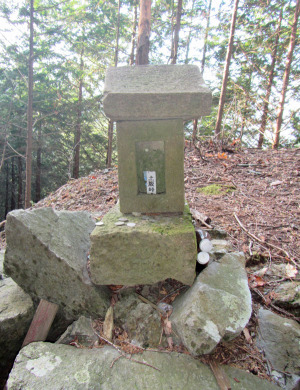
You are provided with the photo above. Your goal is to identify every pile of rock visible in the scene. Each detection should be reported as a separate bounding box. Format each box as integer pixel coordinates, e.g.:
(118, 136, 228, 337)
(1, 208, 299, 389)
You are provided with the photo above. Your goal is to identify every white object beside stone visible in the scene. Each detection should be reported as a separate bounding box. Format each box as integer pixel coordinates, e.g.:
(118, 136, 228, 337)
(127, 223, 136, 228)
(199, 239, 213, 253)
(197, 252, 210, 265)
(115, 221, 125, 226)
(95, 222, 104, 226)
(118, 217, 129, 222)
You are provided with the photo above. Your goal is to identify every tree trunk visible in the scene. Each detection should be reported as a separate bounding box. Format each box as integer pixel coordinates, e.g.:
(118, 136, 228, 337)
(106, 0, 121, 168)
(273, 0, 300, 149)
(11, 157, 16, 210)
(129, 0, 138, 65)
(136, 0, 151, 65)
(184, 0, 195, 64)
(5, 161, 9, 218)
(35, 126, 42, 202)
(73, 48, 84, 179)
(201, 0, 212, 74)
(192, 119, 198, 143)
(106, 120, 114, 168)
(25, 0, 34, 209)
(257, 9, 282, 148)
(170, 0, 183, 64)
(17, 156, 23, 209)
(215, 0, 239, 138)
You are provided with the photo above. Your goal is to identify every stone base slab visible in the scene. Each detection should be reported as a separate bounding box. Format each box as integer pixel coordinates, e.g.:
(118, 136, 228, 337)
(89, 204, 197, 286)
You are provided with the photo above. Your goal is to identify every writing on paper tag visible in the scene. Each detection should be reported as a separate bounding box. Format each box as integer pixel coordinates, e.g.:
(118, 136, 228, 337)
(144, 171, 156, 194)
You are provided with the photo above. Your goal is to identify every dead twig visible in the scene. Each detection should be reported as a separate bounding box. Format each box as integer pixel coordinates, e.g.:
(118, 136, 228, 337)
(191, 208, 212, 229)
(95, 331, 161, 372)
(233, 213, 298, 268)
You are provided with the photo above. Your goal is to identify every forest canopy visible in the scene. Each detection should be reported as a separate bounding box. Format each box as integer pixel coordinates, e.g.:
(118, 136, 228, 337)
(0, 0, 299, 221)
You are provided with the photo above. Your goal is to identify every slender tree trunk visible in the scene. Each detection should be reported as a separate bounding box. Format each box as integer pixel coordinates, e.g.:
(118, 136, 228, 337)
(106, 120, 114, 168)
(5, 161, 9, 217)
(257, 9, 282, 148)
(192, 119, 198, 143)
(11, 157, 16, 210)
(106, 0, 121, 168)
(136, 0, 151, 65)
(18, 156, 23, 209)
(201, 0, 212, 74)
(273, 0, 300, 149)
(215, 0, 239, 138)
(185, 0, 197, 64)
(170, 0, 183, 64)
(73, 48, 84, 179)
(35, 126, 42, 202)
(129, 0, 138, 65)
(25, 0, 34, 208)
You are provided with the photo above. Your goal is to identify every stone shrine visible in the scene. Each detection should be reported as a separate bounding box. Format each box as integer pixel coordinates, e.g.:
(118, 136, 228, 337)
(90, 64, 212, 285)
(103, 64, 212, 213)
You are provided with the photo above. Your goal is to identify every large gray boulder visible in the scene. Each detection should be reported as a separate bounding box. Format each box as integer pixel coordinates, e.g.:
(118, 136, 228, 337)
(6, 342, 278, 390)
(170, 252, 252, 355)
(0, 251, 34, 366)
(257, 308, 300, 389)
(4, 208, 110, 319)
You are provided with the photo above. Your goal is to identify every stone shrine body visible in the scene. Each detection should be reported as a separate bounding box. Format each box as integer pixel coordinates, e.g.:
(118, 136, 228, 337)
(89, 65, 212, 286)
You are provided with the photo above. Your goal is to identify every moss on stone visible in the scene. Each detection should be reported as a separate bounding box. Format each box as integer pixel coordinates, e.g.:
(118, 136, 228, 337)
(196, 184, 236, 196)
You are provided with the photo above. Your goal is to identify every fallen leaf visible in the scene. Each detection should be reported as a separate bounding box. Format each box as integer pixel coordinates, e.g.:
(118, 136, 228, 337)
(218, 152, 228, 159)
(248, 274, 266, 288)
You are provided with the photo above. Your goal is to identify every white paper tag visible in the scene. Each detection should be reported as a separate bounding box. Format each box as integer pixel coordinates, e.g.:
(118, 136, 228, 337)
(145, 171, 156, 194)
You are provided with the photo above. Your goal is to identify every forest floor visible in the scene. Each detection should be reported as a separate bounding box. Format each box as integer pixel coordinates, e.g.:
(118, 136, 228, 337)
(1, 144, 299, 383)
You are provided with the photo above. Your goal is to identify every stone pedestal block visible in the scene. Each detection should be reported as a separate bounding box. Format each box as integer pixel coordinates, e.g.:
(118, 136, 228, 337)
(117, 120, 184, 213)
(103, 65, 212, 121)
(89, 205, 197, 286)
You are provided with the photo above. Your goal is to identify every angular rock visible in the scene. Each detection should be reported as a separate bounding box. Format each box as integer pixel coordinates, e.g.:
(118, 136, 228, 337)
(257, 308, 300, 389)
(273, 281, 300, 317)
(114, 289, 163, 348)
(171, 252, 252, 355)
(103, 65, 212, 121)
(90, 205, 197, 285)
(0, 272, 34, 366)
(6, 342, 278, 390)
(56, 316, 98, 347)
(4, 208, 110, 319)
(210, 239, 234, 260)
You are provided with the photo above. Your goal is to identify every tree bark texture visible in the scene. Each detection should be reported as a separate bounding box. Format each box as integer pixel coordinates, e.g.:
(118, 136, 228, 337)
(5, 161, 9, 218)
(201, 0, 212, 74)
(35, 127, 42, 202)
(106, 0, 121, 168)
(106, 120, 114, 168)
(257, 9, 282, 148)
(129, 0, 138, 65)
(17, 156, 23, 209)
(273, 0, 300, 149)
(73, 49, 84, 179)
(136, 0, 151, 65)
(11, 157, 16, 210)
(170, 0, 183, 64)
(25, 0, 34, 209)
(215, 0, 239, 138)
